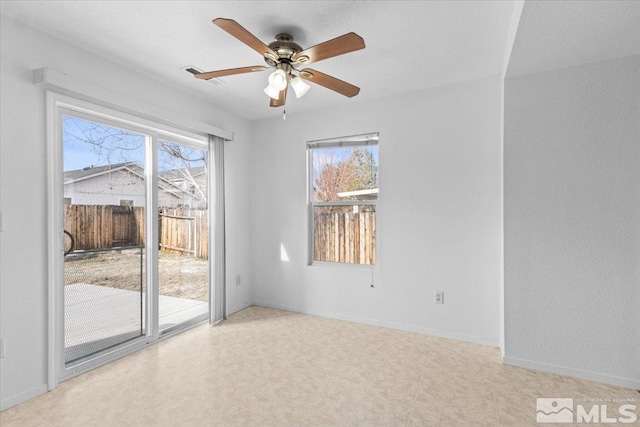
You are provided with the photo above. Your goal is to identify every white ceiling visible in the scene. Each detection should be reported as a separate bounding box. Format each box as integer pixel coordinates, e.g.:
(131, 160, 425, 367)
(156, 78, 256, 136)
(507, 0, 640, 78)
(1, 1, 516, 121)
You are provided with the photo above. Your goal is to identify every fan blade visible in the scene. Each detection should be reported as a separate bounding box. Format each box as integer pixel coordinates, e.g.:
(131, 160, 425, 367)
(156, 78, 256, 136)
(194, 66, 268, 80)
(299, 69, 360, 98)
(270, 83, 288, 108)
(293, 33, 365, 65)
(213, 18, 278, 60)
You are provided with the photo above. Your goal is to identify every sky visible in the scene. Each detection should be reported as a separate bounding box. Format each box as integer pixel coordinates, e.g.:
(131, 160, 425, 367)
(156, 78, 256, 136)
(63, 115, 376, 183)
(63, 115, 205, 172)
(63, 115, 145, 171)
(311, 145, 379, 181)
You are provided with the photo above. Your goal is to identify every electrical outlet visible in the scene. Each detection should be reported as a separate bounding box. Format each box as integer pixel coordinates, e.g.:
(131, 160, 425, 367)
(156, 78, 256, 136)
(0, 337, 5, 359)
(235, 274, 241, 286)
(435, 291, 444, 304)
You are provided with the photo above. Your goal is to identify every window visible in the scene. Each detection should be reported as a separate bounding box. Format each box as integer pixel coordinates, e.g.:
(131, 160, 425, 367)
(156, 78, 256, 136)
(308, 133, 379, 265)
(52, 94, 213, 381)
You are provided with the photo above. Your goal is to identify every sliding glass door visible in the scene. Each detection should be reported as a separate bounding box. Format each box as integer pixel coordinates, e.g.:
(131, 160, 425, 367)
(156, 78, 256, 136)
(157, 141, 209, 333)
(60, 107, 210, 373)
(62, 115, 147, 364)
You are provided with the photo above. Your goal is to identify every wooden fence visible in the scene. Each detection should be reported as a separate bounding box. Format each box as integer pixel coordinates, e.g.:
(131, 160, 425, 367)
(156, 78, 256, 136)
(64, 205, 145, 250)
(64, 205, 208, 259)
(159, 208, 208, 259)
(314, 210, 376, 265)
(65, 205, 373, 263)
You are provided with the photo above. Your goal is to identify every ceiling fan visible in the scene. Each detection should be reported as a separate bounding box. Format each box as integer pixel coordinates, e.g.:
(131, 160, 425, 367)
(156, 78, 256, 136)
(193, 18, 365, 108)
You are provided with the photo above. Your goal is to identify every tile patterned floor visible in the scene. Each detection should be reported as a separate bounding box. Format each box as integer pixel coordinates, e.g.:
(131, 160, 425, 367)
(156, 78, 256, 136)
(1, 306, 638, 426)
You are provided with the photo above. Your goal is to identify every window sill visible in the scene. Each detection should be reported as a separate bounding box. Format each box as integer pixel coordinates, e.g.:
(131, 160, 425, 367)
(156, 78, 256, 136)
(308, 260, 378, 271)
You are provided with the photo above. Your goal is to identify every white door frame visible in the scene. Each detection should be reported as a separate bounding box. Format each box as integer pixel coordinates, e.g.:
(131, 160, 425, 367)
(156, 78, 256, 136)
(46, 92, 217, 388)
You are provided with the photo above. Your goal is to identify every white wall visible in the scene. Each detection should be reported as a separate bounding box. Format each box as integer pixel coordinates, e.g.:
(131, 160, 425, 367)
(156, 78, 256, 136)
(504, 55, 640, 389)
(0, 14, 253, 409)
(250, 75, 503, 346)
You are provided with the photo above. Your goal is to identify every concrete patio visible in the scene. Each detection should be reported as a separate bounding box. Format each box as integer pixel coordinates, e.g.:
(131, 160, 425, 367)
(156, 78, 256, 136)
(64, 283, 208, 362)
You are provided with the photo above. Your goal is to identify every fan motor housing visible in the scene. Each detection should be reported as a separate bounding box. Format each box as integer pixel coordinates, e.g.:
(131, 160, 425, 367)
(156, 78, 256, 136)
(265, 33, 302, 66)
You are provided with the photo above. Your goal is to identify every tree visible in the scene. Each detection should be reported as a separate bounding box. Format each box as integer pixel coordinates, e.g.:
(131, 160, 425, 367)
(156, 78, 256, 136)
(313, 153, 356, 202)
(313, 148, 378, 202)
(63, 116, 208, 210)
(158, 142, 208, 209)
(345, 148, 377, 192)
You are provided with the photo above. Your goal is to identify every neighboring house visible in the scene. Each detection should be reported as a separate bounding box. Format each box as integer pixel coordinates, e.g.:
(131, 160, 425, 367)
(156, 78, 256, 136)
(337, 188, 378, 200)
(160, 166, 208, 209)
(336, 188, 378, 214)
(64, 162, 203, 208)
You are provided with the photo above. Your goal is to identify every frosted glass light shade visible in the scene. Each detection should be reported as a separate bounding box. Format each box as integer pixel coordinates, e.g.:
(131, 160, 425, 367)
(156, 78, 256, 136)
(291, 76, 310, 98)
(268, 69, 287, 91)
(263, 84, 280, 99)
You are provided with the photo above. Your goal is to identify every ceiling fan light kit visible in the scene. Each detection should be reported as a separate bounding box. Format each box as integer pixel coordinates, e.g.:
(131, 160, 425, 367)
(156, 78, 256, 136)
(263, 84, 281, 99)
(290, 75, 311, 99)
(193, 18, 365, 108)
(267, 68, 288, 91)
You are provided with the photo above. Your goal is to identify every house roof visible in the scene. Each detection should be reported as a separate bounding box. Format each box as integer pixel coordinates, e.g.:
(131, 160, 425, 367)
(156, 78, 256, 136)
(64, 162, 135, 183)
(337, 188, 378, 200)
(64, 162, 201, 201)
(159, 166, 206, 182)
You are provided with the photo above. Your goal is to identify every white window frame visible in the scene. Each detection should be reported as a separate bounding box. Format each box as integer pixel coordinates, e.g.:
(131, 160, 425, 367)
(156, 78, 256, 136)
(47, 92, 215, 388)
(307, 132, 379, 267)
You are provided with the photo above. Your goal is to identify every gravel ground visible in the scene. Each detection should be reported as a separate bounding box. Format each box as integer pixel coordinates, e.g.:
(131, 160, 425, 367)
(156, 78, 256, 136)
(64, 249, 208, 301)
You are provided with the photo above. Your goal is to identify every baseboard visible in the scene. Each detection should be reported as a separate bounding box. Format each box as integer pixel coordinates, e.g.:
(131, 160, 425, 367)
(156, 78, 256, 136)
(503, 355, 640, 391)
(228, 301, 253, 316)
(251, 300, 500, 347)
(0, 383, 48, 412)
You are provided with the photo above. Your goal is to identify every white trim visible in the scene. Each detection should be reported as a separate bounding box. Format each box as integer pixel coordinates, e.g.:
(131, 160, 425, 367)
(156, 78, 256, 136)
(252, 301, 500, 348)
(312, 200, 377, 207)
(62, 335, 148, 380)
(228, 302, 253, 316)
(502, 356, 640, 391)
(307, 132, 379, 148)
(61, 317, 208, 383)
(307, 134, 379, 266)
(57, 98, 206, 148)
(499, 71, 506, 358)
(307, 148, 314, 265)
(208, 138, 215, 323)
(33, 68, 233, 141)
(0, 384, 49, 411)
(211, 136, 226, 322)
(46, 92, 63, 391)
(145, 135, 159, 338)
(47, 91, 216, 389)
(309, 260, 380, 272)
